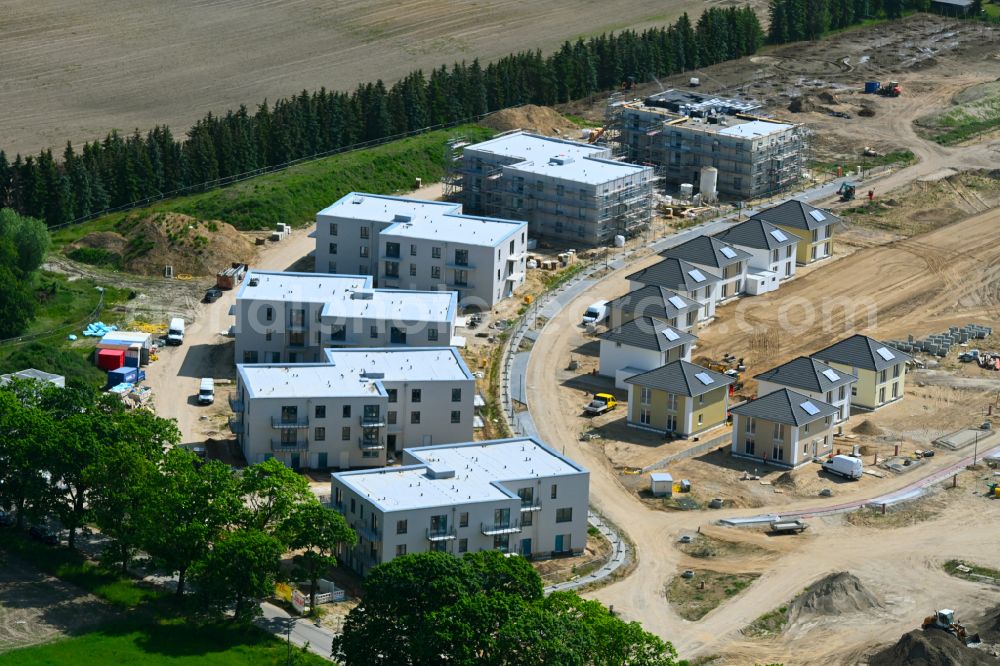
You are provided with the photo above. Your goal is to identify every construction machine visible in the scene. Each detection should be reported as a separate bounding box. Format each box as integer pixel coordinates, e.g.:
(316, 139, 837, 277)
(922, 609, 981, 645)
(877, 81, 902, 97)
(838, 182, 857, 202)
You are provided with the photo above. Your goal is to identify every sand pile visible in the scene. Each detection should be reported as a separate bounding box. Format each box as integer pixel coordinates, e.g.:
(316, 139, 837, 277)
(787, 96, 817, 113)
(787, 572, 881, 625)
(773, 471, 798, 488)
(113, 212, 257, 277)
(70, 231, 129, 255)
(853, 420, 884, 436)
(480, 104, 580, 136)
(869, 629, 997, 666)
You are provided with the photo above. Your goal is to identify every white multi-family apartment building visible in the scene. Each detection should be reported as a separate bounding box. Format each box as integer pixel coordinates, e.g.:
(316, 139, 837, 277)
(314, 193, 528, 308)
(330, 437, 590, 576)
(232, 347, 476, 469)
(457, 131, 654, 246)
(234, 270, 457, 364)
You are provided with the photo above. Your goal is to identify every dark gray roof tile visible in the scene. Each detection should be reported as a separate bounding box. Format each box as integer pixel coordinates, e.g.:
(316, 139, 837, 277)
(754, 356, 857, 393)
(751, 199, 841, 232)
(811, 335, 912, 372)
(626, 257, 721, 292)
(625, 360, 734, 397)
(658, 235, 752, 268)
(599, 317, 697, 352)
(715, 219, 800, 251)
(731, 388, 839, 426)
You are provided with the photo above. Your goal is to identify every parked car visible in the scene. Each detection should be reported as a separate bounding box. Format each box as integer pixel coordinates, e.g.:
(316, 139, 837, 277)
(822, 454, 863, 480)
(203, 288, 223, 303)
(198, 378, 215, 405)
(0, 510, 16, 528)
(29, 524, 59, 545)
(584, 393, 618, 416)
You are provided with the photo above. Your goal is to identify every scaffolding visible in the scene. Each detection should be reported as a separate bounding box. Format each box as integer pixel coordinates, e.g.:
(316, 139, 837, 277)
(441, 138, 470, 202)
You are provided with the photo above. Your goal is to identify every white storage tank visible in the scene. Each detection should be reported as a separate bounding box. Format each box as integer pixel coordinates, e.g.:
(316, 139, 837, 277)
(699, 167, 718, 203)
(679, 183, 694, 198)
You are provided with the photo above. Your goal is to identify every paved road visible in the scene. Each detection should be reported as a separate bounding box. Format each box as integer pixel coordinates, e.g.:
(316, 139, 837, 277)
(258, 602, 335, 660)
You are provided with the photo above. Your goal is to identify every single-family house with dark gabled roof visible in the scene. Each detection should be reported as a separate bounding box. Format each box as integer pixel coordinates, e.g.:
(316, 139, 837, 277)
(598, 317, 697, 388)
(658, 235, 752, 302)
(730, 388, 840, 467)
(714, 218, 799, 291)
(626, 257, 721, 323)
(751, 199, 839, 265)
(754, 356, 857, 423)
(624, 360, 733, 437)
(605, 285, 701, 331)
(811, 335, 912, 410)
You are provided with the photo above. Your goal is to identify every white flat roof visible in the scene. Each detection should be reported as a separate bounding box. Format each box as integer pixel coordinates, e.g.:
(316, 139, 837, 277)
(321, 289, 456, 323)
(333, 437, 586, 512)
(238, 364, 387, 399)
(323, 347, 473, 382)
(382, 215, 524, 246)
(717, 120, 793, 138)
(237, 270, 372, 303)
(466, 131, 606, 161)
(318, 193, 525, 247)
(507, 156, 650, 185)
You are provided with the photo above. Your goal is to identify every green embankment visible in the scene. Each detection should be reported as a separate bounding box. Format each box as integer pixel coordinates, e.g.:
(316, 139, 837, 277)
(51, 124, 495, 248)
(915, 81, 1000, 145)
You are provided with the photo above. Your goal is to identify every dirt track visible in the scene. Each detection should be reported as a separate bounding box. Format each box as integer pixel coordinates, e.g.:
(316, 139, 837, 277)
(1, 0, 728, 155)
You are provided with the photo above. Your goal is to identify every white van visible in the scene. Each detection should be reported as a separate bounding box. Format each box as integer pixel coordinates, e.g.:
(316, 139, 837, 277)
(167, 317, 185, 345)
(581, 300, 609, 327)
(822, 454, 863, 480)
(197, 378, 215, 405)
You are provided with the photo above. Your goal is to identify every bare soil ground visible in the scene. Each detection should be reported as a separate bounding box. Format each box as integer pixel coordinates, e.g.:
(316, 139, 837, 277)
(0, 0, 752, 155)
(0, 555, 117, 653)
(532, 532, 613, 586)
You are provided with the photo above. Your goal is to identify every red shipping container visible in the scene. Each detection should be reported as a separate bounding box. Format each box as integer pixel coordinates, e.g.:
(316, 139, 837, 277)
(97, 348, 125, 371)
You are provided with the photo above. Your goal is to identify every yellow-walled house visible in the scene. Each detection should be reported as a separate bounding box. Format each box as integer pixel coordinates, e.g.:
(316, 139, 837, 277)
(730, 388, 839, 468)
(624, 360, 734, 437)
(751, 199, 839, 265)
(811, 335, 912, 411)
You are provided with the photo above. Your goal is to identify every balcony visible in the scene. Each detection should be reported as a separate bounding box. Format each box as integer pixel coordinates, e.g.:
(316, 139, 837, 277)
(446, 260, 475, 270)
(481, 520, 521, 536)
(272, 416, 309, 429)
(228, 417, 244, 435)
(384, 253, 401, 261)
(358, 437, 385, 452)
(426, 527, 457, 542)
(229, 396, 244, 412)
(360, 415, 386, 427)
(519, 502, 542, 513)
(357, 525, 382, 542)
(447, 280, 474, 289)
(271, 439, 309, 452)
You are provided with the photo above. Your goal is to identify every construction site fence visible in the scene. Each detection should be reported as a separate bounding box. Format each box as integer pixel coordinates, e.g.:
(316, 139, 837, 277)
(46, 107, 525, 232)
(0, 288, 106, 348)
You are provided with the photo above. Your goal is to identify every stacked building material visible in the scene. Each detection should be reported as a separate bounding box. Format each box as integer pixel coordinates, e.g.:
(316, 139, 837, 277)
(886, 323, 992, 357)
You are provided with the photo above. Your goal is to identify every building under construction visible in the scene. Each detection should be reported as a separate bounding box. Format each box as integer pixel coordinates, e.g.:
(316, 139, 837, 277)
(606, 90, 805, 200)
(447, 131, 654, 246)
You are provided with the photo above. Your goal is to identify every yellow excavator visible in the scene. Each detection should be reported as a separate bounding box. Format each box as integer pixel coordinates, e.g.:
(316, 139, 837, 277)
(922, 609, 980, 645)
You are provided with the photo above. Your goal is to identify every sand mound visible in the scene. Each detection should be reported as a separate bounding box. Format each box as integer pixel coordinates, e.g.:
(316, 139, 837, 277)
(787, 572, 881, 625)
(788, 96, 816, 113)
(115, 212, 257, 277)
(853, 420, 884, 436)
(71, 231, 128, 254)
(773, 471, 798, 488)
(869, 629, 996, 666)
(480, 104, 579, 137)
(817, 91, 840, 104)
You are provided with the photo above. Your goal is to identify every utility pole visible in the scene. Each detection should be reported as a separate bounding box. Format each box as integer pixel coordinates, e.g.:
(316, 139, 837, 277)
(286, 619, 293, 666)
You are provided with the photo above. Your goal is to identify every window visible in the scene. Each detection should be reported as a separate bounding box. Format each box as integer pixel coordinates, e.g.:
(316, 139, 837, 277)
(459, 512, 469, 527)
(387, 388, 397, 403)
(360, 227, 369, 239)
(666, 393, 677, 411)
(265, 330, 272, 341)
(314, 427, 325, 441)
(697, 413, 704, 426)
(745, 417, 755, 434)
(330, 222, 338, 236)
(550, 484, 558, 499)
(370, 325, 378, 339)
(450, 411, 461, 424)
(243, 351, 258, 363)
(786, 245, 793, 259)
(852, 385, 858, 397)
(517, 487, 534, 506)
(803, 422, 810, 434)
(384, 261, 399, 278)
(687, 311, 696, 327)
(396, 520, 407, 535)
(772, 248, 779, 263)
(342, 426, 351, 441)
(410, 411, 421, 424)
(893, 363, 901, 378)
(556, 508, 573, 523)
(698, 393, 704, 406)
(409, 264, 416, 276)
(314, 405, 326, 419)
(264, 306, 274, 323)
(431, 266, 441, 279)
(454, 269, 469, 286)
(350, 498, 355, 513)
(411, 389, 422, 403)
(493, 534, 510, 551)
(330, 325, 345, 342)
(343, 405, 351, 418)
(329, 242, 338, 255)
(431, 247, 441, 259)
(280, 405, 298, 422)
(395, 544, 407, 557)
(454, 249, 469, 266)
(773, 423, 782, 440)
(892, 382, 899, 398)
(772, 445, 784, 461)
(410, 244, 417, 256)
(385, 242, 400, 258)
(522, 511, 533, 527)
(879, 369, 887, 383)
(839, 385, 846, 401)
(430, 514, 448, 534)
(387, 411, 397, 425)
(640, 387, 652, 405)
(745, 439, 755, 455)
(390, 327, 406, 344)
(288, 331, 305, 347)
(458, 538, 468, 553)
(450, 388, 462, 403)
(360, 245, 369, 258)
(666, 414, 677, 431)
(427, 328, 438, 342)
(639, 408, 652, 425)
(826, 391, 833, 403)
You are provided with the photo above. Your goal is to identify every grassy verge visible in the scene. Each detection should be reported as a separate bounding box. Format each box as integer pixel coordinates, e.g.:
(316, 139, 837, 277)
(665, 570, 759, 621)
(743, 605, 790, 638)
(944, 559, 1000, 584)
(1, 532, 162, 609)
(2, 618, 327, 665)
(915, 82, 1000, 146)
(51, 124, 495, 247)
(809, 149, 916, 174)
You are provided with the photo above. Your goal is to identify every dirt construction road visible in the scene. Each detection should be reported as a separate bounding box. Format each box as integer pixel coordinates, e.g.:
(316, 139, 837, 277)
(525, 209, 1000, 663)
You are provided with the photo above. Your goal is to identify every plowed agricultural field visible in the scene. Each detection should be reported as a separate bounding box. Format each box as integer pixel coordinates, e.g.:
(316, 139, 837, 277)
(0, 0, 722, 155)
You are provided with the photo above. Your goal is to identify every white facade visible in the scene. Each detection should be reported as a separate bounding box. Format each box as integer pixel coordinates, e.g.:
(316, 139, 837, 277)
(234, 270, 457, 364)
(628, 279, 719, 323)
(331, 438, 590, 576)
(738, 244, 797, 281)
(757, 380, 852, 424)
(314, 192, 528, 308)
(233, 348, 475, 469)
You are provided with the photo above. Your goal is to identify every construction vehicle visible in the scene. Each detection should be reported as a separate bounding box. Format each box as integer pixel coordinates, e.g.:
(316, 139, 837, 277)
(922, 609, 980, 645)
(877, 81, 902, 97)
(587, 127, 607, 144)
(584, 393, 618, 416)
(838, 182, 857, 202)
(770, 519, 809, 534)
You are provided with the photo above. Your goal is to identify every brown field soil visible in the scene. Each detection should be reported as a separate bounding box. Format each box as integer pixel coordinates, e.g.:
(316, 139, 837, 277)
(665, 569, 760, 621)
(480, 104, 581, 137)
(532, 531, 613, 586)
(0, 0, 746, 155)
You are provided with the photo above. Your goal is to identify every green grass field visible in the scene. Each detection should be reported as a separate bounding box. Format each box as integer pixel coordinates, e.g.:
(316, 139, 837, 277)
(2, 619, 328, 665)
(51, 124, 495, 248)
(915, 81, 1000, 145)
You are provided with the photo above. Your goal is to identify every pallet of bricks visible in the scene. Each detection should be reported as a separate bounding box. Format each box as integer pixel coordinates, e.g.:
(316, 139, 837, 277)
(886, 323, 992, 358)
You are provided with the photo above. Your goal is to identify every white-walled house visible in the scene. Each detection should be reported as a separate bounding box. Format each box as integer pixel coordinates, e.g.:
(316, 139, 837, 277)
(232, 347, 475, 470)
(314, 192, 528, 308)
(234, 270, 457, 364)
(730, 388, 839, 468)
(658, 235, 751, 302)
(598, 317, 697, 389)
(606, 285, 701, 332)
(330, 437, 590, 576)
(626, 257, 721, 323)
(754, 356, 857, 423)
(752, 199, 839, 265)
(714, 218, 799, 285)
